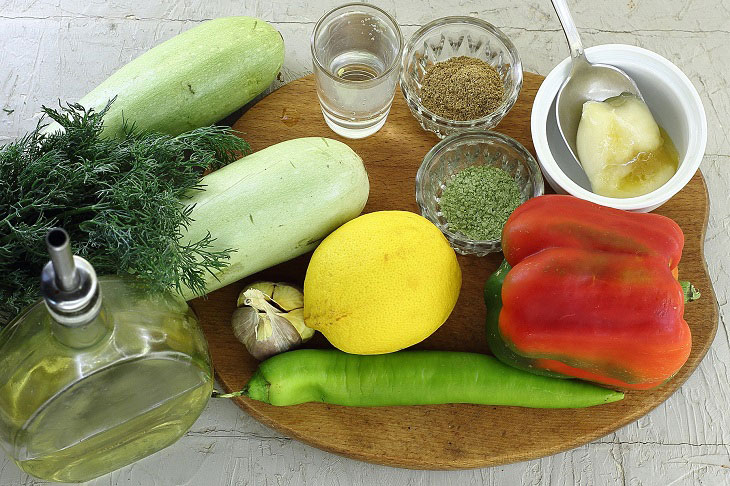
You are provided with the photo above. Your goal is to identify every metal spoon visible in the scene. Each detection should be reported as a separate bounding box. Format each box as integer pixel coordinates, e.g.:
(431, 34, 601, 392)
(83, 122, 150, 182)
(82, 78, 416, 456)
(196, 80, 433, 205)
(551, 0, 644, 165)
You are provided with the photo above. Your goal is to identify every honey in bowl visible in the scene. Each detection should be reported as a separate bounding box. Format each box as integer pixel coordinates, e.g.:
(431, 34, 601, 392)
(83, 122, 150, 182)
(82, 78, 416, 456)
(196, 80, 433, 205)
(576, 92, 679, 198)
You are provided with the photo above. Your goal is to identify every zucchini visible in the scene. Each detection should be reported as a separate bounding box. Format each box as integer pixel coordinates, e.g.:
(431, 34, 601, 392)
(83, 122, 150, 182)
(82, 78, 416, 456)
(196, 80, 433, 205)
(179, 137, 370, 299)
(49, 17, 284, 137)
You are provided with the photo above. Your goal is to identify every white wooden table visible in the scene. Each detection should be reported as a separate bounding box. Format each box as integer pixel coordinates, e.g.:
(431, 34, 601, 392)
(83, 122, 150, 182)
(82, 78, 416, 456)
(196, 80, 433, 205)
(2, 1, 729, 484)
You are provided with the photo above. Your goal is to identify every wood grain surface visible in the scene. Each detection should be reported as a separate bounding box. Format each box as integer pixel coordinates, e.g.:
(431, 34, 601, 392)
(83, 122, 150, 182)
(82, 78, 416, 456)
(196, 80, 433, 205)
(190, 72, 719, 470)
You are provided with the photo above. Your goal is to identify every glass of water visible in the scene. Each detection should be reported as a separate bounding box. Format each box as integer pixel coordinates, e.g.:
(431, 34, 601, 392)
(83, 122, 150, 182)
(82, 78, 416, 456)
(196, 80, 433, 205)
(311, 3, 403, 139)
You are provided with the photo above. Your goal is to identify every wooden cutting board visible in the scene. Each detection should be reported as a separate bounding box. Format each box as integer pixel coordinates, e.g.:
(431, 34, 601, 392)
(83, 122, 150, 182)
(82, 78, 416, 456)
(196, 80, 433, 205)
(190, 72, 719, 470)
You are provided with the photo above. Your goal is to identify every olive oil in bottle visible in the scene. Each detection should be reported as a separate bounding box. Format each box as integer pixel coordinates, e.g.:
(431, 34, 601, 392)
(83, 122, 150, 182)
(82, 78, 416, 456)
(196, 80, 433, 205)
(0, 228, 213, 483)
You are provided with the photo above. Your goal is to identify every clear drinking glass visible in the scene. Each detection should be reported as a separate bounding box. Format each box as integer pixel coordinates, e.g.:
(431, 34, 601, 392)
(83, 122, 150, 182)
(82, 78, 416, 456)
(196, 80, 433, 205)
(311, 3, 403, 139)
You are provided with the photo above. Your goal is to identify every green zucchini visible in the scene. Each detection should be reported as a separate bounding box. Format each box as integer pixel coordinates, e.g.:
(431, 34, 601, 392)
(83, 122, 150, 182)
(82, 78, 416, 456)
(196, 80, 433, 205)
(179, 137, 370, 299)
(49, 17, 284, 137)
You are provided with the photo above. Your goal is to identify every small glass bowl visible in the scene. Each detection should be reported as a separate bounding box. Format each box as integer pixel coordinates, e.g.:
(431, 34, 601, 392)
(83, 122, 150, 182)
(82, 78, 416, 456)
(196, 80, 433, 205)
(400, 16, 523, 139)
(416, 131, 544, 256)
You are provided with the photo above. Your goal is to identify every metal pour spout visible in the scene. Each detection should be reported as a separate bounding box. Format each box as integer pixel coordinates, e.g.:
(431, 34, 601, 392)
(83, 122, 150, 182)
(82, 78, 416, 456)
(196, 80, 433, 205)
(46, 228, 80, 291)
(41, 228, 101, 326)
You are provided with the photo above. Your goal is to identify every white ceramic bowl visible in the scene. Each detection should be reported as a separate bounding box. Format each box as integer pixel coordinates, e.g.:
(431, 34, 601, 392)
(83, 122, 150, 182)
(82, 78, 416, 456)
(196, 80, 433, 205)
(531, 44, 707, 212)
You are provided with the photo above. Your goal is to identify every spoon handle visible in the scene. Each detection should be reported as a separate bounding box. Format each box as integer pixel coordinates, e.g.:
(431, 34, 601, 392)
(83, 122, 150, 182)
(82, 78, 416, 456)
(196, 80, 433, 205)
(551, 0, 586, 62)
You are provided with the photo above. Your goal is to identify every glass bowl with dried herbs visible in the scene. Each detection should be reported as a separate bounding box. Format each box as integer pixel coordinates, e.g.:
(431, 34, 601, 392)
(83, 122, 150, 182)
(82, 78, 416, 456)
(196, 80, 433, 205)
(400, 17, 522, 139)
(416, 131, 543, 256)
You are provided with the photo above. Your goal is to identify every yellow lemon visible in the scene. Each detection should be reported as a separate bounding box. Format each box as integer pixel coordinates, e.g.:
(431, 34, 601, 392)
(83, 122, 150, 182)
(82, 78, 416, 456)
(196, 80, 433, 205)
(303, 211, 461, 354)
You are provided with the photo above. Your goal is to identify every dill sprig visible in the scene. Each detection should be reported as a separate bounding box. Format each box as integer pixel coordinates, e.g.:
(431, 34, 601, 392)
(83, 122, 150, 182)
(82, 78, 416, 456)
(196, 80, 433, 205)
(0, 101, 250, 325)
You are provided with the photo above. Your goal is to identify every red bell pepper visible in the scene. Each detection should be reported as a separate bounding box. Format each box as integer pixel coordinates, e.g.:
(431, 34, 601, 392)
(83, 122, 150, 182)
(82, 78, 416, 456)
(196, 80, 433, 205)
(502, 194, 684, 270)
(485, 195, 696, 390)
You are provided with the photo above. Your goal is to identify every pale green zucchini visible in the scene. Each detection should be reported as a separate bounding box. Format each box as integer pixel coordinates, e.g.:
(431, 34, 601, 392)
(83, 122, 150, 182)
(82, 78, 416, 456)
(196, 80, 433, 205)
(179, 137, 370, 299)
(50, 17, 284, 137)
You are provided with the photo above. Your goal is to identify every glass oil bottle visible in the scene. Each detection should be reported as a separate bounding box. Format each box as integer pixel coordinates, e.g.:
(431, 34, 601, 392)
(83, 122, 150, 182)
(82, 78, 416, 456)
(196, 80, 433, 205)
(0, 228, 214, 482)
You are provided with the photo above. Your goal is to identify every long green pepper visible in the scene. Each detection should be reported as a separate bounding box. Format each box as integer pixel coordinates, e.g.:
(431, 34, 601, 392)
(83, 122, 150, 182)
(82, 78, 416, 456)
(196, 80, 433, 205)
(219, 349, 624, 408)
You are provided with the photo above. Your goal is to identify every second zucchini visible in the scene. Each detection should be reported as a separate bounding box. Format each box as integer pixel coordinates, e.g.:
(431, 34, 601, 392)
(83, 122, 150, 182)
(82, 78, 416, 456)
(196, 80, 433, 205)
(178, 137, 369, 299)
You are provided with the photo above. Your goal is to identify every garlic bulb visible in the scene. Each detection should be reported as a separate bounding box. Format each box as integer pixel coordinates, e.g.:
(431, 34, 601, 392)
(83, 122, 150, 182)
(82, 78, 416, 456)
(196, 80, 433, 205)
(232, 282, 313, 360)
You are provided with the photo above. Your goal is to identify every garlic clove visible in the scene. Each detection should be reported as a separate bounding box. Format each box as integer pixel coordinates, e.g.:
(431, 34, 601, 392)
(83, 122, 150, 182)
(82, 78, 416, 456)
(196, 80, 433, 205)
(241, 288, 271, 310)
(232, 306, 302, 361)
(232, 281, 312, 361)
(231, 307, 260, 348)
(237, 281, 276, 307)
(254, 313, 273, 341)
(277, 308, 314, 342)
(271, 283, 303, 311)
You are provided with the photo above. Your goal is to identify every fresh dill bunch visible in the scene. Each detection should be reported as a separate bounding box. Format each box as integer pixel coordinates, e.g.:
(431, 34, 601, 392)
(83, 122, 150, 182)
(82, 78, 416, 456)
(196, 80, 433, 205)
(0, 101, 251, 325)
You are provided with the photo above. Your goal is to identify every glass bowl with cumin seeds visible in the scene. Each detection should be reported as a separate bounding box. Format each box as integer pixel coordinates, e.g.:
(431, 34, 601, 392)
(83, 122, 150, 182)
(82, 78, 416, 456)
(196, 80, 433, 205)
(400, 16, 523, 139)
(416, 131, 544, 256)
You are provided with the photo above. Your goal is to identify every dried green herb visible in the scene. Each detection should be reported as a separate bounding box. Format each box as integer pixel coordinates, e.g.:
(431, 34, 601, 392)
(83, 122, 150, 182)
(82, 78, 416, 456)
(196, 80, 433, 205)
(440, 165, 522, 241)
(0, 101, 250, 325)
(421, 56, 504, 121)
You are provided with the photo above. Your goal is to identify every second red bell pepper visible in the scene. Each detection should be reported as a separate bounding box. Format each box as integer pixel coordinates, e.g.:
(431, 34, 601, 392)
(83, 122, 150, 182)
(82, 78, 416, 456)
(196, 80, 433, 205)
(486, 195, 697, 390)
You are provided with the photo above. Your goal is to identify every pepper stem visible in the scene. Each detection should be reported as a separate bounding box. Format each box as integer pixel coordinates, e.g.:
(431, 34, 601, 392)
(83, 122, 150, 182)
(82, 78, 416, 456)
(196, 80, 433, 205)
(212, 386, 248, 399)
(211, 370, 270, 402)
(680, 281, 701, 303)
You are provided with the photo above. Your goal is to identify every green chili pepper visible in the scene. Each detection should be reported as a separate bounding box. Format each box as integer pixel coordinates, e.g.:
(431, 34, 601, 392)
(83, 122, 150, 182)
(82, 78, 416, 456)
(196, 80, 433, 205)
(218, 349, 624, 408)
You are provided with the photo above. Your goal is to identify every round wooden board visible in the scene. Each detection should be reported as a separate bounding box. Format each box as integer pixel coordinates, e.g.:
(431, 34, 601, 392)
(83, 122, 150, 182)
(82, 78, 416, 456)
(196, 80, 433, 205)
(190, 72, 719, 470)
